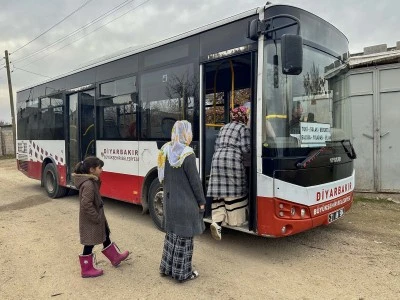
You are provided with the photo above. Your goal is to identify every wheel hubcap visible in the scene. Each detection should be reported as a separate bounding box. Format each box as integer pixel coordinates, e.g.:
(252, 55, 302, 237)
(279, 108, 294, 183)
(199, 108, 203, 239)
(154, 189, 164, 220)
(45, 171, 55, 193)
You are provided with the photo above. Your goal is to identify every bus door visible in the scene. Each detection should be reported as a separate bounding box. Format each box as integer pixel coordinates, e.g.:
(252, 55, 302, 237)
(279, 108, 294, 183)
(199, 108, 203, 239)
(202, 52, 256, 229)
(66, 89, 96, 184)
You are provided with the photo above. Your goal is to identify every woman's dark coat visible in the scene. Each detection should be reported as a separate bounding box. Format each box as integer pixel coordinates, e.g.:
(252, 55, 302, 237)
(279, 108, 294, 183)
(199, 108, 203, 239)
(163, 154, 206, 237)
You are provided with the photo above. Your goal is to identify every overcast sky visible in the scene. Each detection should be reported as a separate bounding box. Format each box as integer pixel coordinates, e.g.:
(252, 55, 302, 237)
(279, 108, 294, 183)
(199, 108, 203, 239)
(0, 0, 398, 123)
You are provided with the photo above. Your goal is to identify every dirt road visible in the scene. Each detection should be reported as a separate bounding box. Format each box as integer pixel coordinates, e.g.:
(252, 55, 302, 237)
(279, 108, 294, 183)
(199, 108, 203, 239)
(0, 158, 399, 299)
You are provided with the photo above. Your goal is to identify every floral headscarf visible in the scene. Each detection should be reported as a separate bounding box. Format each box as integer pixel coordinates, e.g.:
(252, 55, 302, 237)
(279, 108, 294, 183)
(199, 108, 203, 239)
(231, 106, 248, 125)
(157, 120, 194, 183)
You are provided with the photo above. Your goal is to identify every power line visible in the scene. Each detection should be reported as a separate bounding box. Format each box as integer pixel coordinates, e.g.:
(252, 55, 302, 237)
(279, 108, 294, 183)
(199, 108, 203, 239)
(13, 67, 51, 78)
(11, 0, 94, 55)
(12, 0, 136, 64)
(19, 0, 150, 69)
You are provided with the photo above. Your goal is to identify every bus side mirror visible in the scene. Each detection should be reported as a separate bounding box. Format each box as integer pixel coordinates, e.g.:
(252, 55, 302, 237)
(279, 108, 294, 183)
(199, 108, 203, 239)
(248, 19, 259, 41)
(281, 34, 303, 75)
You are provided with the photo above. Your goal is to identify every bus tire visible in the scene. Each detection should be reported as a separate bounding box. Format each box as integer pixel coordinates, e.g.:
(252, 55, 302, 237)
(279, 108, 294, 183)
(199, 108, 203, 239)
(43, 163, 68, 199)
(148, 178, 165, 231)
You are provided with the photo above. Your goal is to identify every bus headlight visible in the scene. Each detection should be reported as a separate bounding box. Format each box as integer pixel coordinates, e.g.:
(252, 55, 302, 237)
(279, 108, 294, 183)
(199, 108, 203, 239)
(276, 201, 310, 219)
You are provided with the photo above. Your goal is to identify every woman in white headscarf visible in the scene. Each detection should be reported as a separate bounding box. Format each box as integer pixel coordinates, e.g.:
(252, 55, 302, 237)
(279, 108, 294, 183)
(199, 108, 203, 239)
(157, 120, 206, 282)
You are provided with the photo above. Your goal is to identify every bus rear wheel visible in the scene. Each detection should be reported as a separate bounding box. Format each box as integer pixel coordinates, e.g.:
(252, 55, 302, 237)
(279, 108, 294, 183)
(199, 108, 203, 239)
(148, 178, 165, 231)
(43, 163, 68, 198)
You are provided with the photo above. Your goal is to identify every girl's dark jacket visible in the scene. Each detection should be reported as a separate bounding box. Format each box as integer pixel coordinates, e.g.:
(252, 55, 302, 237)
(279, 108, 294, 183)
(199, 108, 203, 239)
(72, 174, 109, 245)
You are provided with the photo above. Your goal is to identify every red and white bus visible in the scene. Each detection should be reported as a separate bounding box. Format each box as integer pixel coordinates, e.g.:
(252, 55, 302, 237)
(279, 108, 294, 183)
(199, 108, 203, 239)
(16, 3, 356, 237)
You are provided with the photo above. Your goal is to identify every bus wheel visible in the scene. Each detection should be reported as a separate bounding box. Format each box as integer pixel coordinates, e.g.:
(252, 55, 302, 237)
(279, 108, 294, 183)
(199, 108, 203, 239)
(43, 163, 68, 199)
(148, 178, 165, 231)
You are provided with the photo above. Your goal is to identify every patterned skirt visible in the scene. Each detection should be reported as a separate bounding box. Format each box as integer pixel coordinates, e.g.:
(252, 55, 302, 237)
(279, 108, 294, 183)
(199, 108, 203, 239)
(160, 232, 194, 281)
(211, 195, 248, 226)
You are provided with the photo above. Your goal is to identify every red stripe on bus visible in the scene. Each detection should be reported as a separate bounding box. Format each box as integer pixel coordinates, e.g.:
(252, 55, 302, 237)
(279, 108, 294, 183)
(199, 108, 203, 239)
(27, 160, 42, 180)
(100, 171, 144, 204)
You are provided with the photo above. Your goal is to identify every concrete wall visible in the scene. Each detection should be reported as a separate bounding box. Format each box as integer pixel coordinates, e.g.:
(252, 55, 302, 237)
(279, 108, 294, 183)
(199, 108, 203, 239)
(0, 125, 15, 156)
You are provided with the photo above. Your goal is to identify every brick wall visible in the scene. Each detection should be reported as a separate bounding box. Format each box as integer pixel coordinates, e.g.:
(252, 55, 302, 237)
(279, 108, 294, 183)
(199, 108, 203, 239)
(0, 126, 15, 156)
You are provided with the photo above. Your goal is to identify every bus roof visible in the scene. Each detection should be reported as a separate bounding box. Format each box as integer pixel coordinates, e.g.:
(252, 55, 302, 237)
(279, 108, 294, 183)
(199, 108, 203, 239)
(18, 3, 348, 93)
(18, 7, 260, 93)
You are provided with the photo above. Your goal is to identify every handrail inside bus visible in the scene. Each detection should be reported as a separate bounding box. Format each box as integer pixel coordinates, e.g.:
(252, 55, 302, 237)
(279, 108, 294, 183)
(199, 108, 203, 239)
(85, 139, 94, 157)
(266, 114, 287, 119)
(229, 60, 235, 110)
(205, 124, 224, 127)
(83, 124, 94, 136)
(213, 63, 222, 124)
(212, 60, 235, 124)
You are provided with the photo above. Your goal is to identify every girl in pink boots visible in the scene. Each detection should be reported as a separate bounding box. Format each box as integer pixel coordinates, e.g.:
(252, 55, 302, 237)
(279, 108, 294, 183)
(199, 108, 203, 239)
(73, 156, 129, 278)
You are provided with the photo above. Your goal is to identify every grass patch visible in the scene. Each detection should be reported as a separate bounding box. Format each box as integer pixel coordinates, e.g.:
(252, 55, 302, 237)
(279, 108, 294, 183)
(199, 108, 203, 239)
(0, 154, 15, 160)
(353, 195, 399, 204)
(353, 196, 383, 203)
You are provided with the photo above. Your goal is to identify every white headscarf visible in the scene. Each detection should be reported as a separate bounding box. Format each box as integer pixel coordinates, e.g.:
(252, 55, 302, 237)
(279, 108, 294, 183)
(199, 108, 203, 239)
(157, 120, 194, 183)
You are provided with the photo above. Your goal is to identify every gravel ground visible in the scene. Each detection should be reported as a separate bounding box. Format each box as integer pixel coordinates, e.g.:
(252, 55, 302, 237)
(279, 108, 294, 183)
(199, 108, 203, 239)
(0, 158, 399, 299)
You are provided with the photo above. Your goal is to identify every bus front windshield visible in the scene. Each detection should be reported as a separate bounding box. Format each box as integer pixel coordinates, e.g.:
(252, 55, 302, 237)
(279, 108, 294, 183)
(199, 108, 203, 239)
(262, 43, 351, 150)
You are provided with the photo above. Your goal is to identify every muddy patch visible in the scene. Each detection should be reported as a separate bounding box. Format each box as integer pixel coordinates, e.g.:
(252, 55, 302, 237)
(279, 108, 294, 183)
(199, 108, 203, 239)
(0, 195, 51, 212)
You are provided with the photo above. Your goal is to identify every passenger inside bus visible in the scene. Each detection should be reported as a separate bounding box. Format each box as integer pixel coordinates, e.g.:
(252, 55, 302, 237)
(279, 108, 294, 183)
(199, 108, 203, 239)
(289, 101, 303, 134)
(128, 121, 137, 139)
(307, 112, 315, 122)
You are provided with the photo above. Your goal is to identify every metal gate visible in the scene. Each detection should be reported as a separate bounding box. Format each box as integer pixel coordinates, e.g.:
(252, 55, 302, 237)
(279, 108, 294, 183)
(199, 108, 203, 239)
(349, 63, 400, 192)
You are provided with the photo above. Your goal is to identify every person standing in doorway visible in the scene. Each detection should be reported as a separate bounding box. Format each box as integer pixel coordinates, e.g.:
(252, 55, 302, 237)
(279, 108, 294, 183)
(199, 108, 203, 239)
(207, 106, 251, 240)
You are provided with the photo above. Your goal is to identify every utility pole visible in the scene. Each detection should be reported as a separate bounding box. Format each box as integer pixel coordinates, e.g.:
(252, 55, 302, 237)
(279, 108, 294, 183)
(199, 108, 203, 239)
(4, 50, 16, 156)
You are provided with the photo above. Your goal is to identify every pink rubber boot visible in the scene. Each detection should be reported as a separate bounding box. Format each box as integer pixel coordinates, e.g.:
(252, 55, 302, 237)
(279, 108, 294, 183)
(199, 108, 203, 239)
(102, 242, 129, 266)
(79, 253, 104, 278)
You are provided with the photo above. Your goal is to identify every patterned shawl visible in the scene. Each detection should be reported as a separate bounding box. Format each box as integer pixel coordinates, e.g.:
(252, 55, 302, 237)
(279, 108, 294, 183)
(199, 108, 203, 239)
(231, 106, 248, 125)
(157, 120, 194, 183)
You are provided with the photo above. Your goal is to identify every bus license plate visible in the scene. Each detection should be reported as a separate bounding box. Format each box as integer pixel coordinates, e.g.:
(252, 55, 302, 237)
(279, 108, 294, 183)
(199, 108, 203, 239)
(328, 208, 345, 223)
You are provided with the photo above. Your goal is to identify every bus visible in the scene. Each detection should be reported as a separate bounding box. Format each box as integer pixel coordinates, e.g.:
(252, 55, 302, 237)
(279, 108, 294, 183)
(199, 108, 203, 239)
(16, 3, 356, 237)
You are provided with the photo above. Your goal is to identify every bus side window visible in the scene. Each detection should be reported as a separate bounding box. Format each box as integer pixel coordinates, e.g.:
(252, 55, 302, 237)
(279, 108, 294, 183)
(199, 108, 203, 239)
(161, 117, 176, 139)
(103, 107, 120, 139)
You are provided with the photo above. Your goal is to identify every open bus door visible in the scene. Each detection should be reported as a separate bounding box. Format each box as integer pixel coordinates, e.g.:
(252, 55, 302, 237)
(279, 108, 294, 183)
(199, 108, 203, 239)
(66, 89, 96, 184)
(202, 52, 257, 233)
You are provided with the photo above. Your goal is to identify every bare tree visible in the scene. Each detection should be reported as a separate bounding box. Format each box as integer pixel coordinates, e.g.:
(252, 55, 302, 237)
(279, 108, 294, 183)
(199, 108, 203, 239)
(303, 62, 326, 103)
(165, 72, 199, 120)
(0, 120, 11, 126)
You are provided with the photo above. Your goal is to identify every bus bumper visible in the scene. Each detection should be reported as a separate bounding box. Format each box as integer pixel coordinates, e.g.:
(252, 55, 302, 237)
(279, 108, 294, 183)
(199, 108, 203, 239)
(257, 193, 354, 237)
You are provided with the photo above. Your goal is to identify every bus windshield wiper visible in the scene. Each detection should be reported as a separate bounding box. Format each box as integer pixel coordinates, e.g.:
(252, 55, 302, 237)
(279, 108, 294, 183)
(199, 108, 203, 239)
(341, 139, 357, 159)
(297, 140, 357, 169)
(296, 146, 333, 169)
